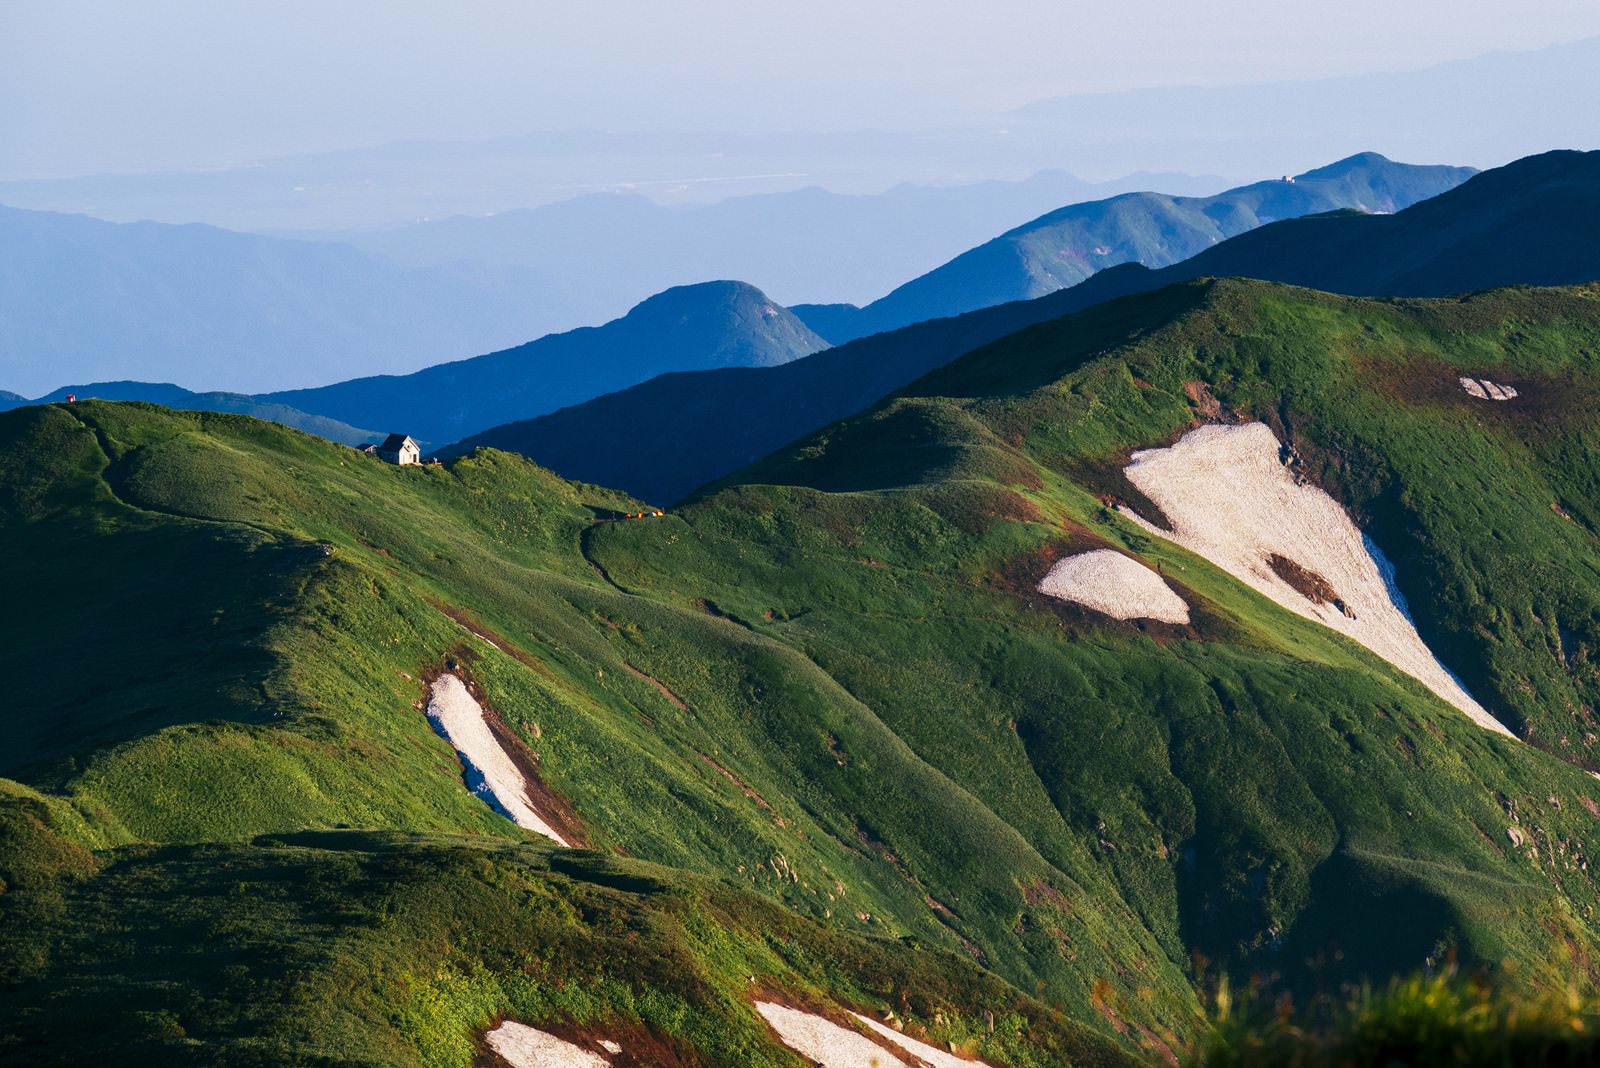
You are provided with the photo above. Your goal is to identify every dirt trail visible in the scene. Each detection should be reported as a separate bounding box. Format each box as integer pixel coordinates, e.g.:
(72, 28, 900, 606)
(1121, 422, 1511, 737)
(579, 523, 631, 594)
(623, 663, 688, 710)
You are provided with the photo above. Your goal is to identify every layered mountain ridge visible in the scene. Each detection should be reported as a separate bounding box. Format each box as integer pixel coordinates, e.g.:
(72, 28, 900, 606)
(260, 279, 826, 444)
(794, 152, 1475, 344)
(459, 150, 1600, 505)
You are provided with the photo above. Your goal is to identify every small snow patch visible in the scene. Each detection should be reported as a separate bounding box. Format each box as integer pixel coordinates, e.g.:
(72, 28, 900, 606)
(850, 1012, 994, 1067)
(1121, 423, 1512, 737)
(485, 1021, 611, 1067)
(1460, 376, 1518, 401)
(426, 674, 570, 844)
(755, 1003, 908, 1067)
(1037, 550, 1189, 624)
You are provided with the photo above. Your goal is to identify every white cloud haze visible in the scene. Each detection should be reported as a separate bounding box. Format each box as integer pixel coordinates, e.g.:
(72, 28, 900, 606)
(4, 0, 1599, 178)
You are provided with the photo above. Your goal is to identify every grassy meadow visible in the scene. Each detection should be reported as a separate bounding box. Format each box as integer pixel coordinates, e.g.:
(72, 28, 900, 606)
(7, 279, 1600, 1062)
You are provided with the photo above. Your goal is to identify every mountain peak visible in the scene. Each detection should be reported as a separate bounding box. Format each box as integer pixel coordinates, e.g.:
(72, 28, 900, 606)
(626, 279, 781, 318)
(650, 278, 767, 299)
(1296, 150, 1395, 176)
(616, 280, 827, 368)
(260, 278, 827, 444)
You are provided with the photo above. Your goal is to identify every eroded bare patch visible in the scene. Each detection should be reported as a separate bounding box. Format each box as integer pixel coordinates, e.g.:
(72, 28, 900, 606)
(1267, 553, 1354, 618)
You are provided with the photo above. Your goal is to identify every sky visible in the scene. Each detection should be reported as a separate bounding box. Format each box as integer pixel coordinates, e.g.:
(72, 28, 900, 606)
(4, 1, 1600, 180)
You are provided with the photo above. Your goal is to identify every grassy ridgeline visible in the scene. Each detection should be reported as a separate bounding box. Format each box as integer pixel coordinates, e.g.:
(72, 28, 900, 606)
(0, 399, 1179, 1062)
(7, 279, 1600, 1062)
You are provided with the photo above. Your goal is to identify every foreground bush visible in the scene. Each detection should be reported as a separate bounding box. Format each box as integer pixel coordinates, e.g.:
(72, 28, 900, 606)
(1189, 969, 1599, 1067)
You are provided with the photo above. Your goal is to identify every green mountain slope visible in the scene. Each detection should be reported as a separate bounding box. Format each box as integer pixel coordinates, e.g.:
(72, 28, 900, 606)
(1, 813, 1129, 1067)
(592, 282, 1600, 984)
(0, 400, 1180, 1063)
(9, 279, 1600, 1063)
(796, 153, 1474, 344)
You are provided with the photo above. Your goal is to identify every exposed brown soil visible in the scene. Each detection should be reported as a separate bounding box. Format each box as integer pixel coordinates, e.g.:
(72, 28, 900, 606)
(1090, 978, 1131, 1037)
(963, 485, 1046, 526)
(1357, 354, 1596, 442)
(1543, 917, 1600, 988)
(923, 482, 1045, 535)
(624, 662, 688, 710)
(1267, 553, 1355, 618)
(431, 600, 558, 679)
(1136, 1023, 1181, 1067)
(1020, 880, 1074, 913)
(357, 538, 396, 559)
(486, 704, 591, 848)
(696, 750, 775, 813)
(856, 824, 907, 872)
(1184, 379, 1223, 420)
(1063, 452, 1178, 533)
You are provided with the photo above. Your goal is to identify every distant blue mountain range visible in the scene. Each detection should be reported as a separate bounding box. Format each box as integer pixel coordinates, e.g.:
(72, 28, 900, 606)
(455, 149, 1600, 505)
(793, 153, 1475, 343)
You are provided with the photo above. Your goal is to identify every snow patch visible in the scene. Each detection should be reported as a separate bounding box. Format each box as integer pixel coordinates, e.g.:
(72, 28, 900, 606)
(1460, 376, 1518, 401)
(426, 674, 571, 844)
(850, 1012, 994, 1067)
(1121, 423, 1512, 737)
(755, 1003, 909, 1067)
(484, 1021, 611, 1067)
(1037, 549, 1189, 624)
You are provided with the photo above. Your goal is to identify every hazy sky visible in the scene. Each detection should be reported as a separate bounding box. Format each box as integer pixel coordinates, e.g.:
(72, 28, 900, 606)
(4, 1, 1599, 179)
